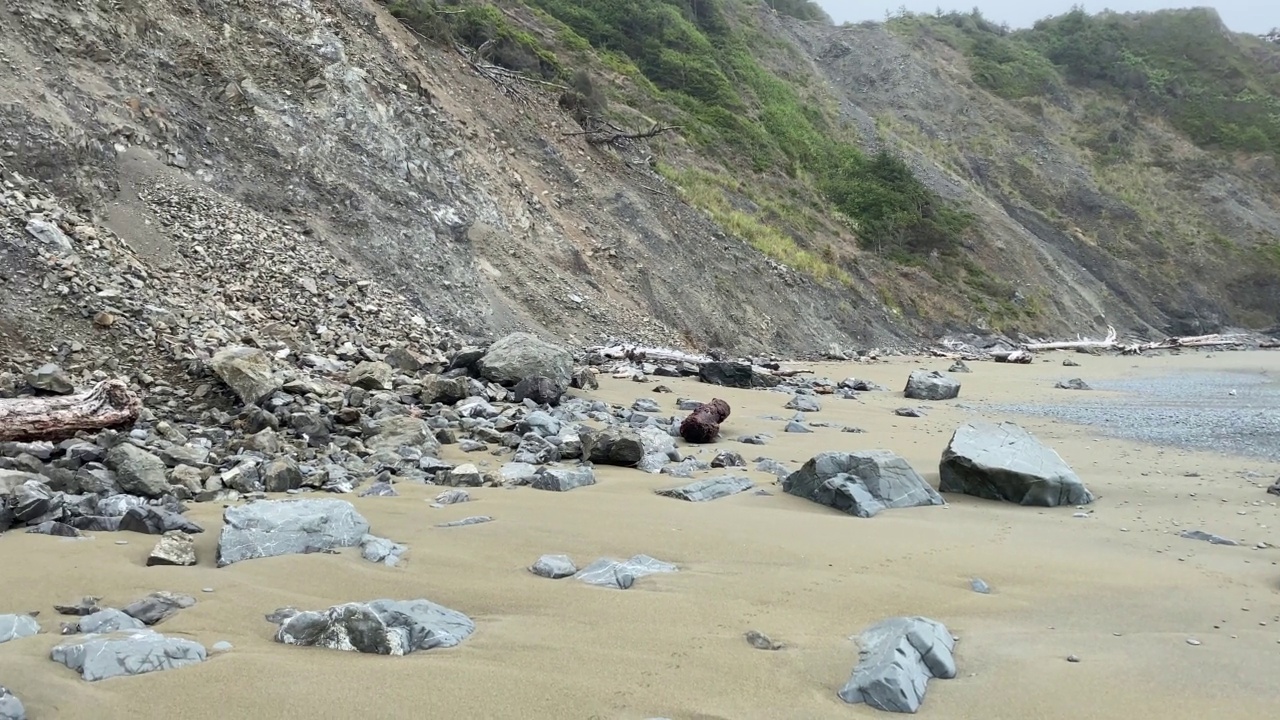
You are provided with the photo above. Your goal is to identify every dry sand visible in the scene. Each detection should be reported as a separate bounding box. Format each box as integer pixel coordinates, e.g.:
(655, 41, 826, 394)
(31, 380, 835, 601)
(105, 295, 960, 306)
(3, 351, 1280, 719)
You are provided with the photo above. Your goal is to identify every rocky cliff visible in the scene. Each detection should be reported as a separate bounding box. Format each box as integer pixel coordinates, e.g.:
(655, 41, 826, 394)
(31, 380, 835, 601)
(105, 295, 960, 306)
(2, 0, 1278, 383)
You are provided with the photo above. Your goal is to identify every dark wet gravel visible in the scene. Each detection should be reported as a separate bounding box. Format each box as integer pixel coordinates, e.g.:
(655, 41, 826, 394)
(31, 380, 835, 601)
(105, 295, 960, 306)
(983, 370, 1280, 462)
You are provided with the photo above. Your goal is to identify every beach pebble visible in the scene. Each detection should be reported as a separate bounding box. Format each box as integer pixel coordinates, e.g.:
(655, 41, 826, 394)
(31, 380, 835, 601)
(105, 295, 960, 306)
(1066, 654, 1080, 663)
(1186, 638, 1202, 646)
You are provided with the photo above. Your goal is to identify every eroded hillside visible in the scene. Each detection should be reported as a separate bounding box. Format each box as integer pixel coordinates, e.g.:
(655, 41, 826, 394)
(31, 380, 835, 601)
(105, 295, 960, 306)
(1, 0, 1277, 378)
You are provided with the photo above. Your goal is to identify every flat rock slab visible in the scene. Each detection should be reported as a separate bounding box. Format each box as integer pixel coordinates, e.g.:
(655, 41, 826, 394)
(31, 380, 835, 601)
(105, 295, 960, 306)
(216, 498, 370, 567)
(0, 614, 40, 644)
(656, 476, 754, 502)
(50, 629, 207, 681)
(574, 554, 678, 590)
(939, 421, 1094, 507)
(0, 685, 24, 720)
(530, 466, 596, 492)
(270, 599, 475, 655)
(782, 451, 945, 518)
(838, 616, 957, 713)
(1179, 529, 1238, 546)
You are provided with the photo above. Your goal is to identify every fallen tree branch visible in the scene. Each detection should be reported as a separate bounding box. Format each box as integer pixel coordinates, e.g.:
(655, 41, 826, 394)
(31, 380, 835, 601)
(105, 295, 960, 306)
(0, 379, 142, 442)
(1122, 333, 1252, 354)
(990, 349, 1034, 364)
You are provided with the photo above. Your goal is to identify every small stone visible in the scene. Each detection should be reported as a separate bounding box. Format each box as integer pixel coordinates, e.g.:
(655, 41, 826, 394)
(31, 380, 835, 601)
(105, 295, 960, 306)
(1066, 654, 1080, 663)
(744, 630, 783, 650)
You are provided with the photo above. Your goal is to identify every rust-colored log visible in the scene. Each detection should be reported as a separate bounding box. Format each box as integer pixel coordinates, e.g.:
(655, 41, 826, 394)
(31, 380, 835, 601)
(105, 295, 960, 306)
(679, 398, 731, 444)
(0, 379, 142, 442)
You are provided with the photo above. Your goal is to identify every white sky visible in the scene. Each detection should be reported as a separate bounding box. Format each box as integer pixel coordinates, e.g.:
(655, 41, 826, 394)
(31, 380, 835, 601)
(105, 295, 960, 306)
(815, 1, 1278, 34)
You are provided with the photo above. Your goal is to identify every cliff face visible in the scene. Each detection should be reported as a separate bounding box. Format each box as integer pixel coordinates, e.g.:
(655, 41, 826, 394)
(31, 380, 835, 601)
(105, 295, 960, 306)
(1, 0, 1277, 370)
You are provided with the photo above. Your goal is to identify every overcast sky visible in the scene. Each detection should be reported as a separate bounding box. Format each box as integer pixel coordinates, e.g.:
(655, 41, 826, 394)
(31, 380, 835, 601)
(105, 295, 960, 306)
(815, 1, 1278, 34)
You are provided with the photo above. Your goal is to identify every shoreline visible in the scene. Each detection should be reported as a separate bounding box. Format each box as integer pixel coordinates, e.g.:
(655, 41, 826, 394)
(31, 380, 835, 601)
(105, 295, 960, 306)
(1, 350, 1278, 719)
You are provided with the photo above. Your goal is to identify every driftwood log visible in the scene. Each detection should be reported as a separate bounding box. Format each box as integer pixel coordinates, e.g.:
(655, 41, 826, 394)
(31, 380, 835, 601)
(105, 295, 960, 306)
(679, 398, 731, 444)
(0, 379, 142, 442)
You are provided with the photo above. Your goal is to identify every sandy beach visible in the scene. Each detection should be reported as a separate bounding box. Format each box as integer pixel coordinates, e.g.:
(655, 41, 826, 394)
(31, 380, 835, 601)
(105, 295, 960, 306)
(2, 350, 1279, 719)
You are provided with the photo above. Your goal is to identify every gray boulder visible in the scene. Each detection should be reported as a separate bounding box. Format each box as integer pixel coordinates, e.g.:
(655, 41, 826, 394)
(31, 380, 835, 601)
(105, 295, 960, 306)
(347, 361, 394, 391)
(574, 554, 678, 590)
(513, 375, 566, 406)
(121, 592, 196, 626)
(216, 499, 371, 567)
(582, 426, 675, 468)
(210, 346, 280, 405)
(118, 506, 204, 535)
(74, 609, 146, 634)
(261, 457, 303, 493)
(360, 534, 408, 566)
(0, 685, 23, 720)
(0, 614, 40, 644)
(50, 629, 207, 681)
(419, 375, 472, 405)
(939, 421, 1094, 507)
(782, 451, 945, 518)
(476, 332, 573, 388)
(785, 395, 822, 412)
(530, 466, 597, 492)
(26, 363, 74, 394)
(530, 554, 578, 579)
(366, 416, 439, 454)
(838, 616, 957, 713)
(656, 476, 755, 502)
(903, 370, 960, 401)
(104, 444, 171, 498)
(269, 599, 475, 655)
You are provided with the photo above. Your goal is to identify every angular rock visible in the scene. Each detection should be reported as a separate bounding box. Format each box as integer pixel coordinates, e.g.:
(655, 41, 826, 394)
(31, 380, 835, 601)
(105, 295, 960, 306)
(216, 499, 371, 567)
(782, 451, 945, 518)
(569, 367, 599, 390)
(711, 450, 746, 468)
(122, 592, 196, 625)
(261, 456, 303, 493)
(445, 463, 483, 487)
(530, 466, 596, 492)
(119, 506, 204, 535)
(903, 370, 960, 401)
(269, 599, 475, 655)
(360, 534, 408, 566)
(435, 516, 493, 528)
(513, 375, 566, 406)
(477, 332, 573, 388)
(530, 554, 578, 579)
(50, 629, 206, 681)
(104, 444, 171, 498)
(574, 555, 678, 590)
(419, 375, 472, 405)
(0, 685, 23, 720)
(25, 218, 74, 253)
(838, 616, 957, 713)
(785, 395, 822, 412)
(210, 347, 280, 405)
(656, 476, 755, 502)
(148, 531, 197, 566)
(698, 362, 780, 389)
(73, 609, 146, 634)
(347, 361, 393, 391)
(366, 416, 439, 454)
(26, 521, 81, 537)
(939, 421, 1094, 507)
(0, 614, 40, 644)
(431, 488, 471, 505)
(1055, 378, 1091, 390)
(26, 363, 74, 395)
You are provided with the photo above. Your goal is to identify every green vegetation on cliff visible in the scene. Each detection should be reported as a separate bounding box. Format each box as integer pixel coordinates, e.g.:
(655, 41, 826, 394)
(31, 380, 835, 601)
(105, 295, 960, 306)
(390, 0, 973, 271)
(892, 7, 1280, 156)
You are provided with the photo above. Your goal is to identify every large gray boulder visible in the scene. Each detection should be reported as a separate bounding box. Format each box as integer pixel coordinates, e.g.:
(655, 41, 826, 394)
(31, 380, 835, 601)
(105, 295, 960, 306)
(903, 370, 960, 401)
(210, 346, 281, 405)
(0, 685, 24, 720)
(782, 451, 945, 518)
(365, 416, 440, 454)
(656, 476, 754, 502)
(939, 421, 1094, 506)
(582, 426, 676, 468)
(530, 466, 597, 492)
(269, 599, 475, 655)
(838, 616, 957, 713)
(50, 630, 207, 681)
(476, 332, 573, 387)
(104, 444, 171, 498)
(216, 499, 370, 567)
(0, 614, 40, 644)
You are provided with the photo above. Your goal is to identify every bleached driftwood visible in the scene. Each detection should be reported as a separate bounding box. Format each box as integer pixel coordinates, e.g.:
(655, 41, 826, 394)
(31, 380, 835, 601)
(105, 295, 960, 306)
(0, 379, 141, 442)
(990, 349, 1034, 364)
(586, 344, 713, 365)
(1022, 326, 1118, 352)
(1122, 333, 1251, 354)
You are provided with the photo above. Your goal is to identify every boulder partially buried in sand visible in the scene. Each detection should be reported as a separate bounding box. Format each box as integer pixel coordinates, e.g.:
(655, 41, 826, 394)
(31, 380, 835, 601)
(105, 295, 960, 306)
(216, 498, 370, 567)
(50, 629, 207, 681)
(0, 685, 23, 720)
(838, 616, 957, 713)
(268, 599, 475, 655)
(903, 369, 960, 401)
(782, 451, 945, 518)
(939, 421, 1094, 506)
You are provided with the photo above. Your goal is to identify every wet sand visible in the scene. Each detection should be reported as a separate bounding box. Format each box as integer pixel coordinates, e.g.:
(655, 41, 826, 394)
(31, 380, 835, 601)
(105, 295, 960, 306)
(2, 351, 1279, 719)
